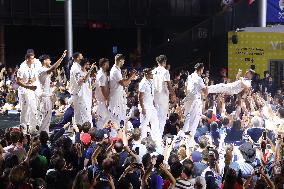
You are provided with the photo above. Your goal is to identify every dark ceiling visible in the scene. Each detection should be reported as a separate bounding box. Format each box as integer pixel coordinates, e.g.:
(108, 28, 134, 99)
(0, 0, 221, 29)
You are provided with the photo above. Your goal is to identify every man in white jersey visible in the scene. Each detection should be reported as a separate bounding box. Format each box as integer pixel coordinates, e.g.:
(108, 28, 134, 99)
(109, 54, 137, 126)
(138, 68, 162, 144)
(70, 57, 95, 126)
(95, 58, 110, 129)
(26, 49, 42, 72)
(37, 50, 67, 133)
(16, 53, 38, 134)
(152, 55, 176, 135)
(183, 63, 208, 138)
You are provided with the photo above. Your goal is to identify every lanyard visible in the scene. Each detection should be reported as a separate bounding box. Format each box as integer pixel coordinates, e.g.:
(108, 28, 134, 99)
(148, 80, 153, 95)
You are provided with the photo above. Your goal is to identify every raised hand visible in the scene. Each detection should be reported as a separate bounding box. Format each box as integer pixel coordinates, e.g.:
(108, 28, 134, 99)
(27, 85, 37, 91)
(61, 50, 67, 58)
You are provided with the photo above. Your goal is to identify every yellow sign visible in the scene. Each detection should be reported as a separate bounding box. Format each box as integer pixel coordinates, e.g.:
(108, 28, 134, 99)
(228, 32, 284, 79)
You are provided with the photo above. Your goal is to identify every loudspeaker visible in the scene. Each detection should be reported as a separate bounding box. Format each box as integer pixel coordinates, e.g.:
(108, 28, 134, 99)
(232, 35, 238, 44)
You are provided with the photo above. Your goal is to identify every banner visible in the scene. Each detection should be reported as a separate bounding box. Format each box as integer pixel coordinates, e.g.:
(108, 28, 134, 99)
(267, 0, 284, 23)
(228, 32, 284, 79)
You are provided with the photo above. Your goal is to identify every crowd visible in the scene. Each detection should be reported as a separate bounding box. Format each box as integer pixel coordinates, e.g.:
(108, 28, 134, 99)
(0, 49, 283, 189)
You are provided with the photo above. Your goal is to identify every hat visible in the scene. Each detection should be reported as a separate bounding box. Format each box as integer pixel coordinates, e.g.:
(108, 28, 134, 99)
(80, 133, 91, 145)
(94, 129, 105, 140)
(239, 142, 256, 162)
(191, 151, 202, 162)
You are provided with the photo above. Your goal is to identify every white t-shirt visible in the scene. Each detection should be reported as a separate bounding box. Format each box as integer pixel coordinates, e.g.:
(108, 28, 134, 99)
(17, 62, 37, 95)
(131, 141, 147, 162)
(152, 66, 170, 95)
(95, 68, 109, 102)
(109, 65, 123, 97)
(37, 67, 52, 97)
(186, 72, 205, 99)
(69, 62, 82, 95)
(139, 78, 155, 109)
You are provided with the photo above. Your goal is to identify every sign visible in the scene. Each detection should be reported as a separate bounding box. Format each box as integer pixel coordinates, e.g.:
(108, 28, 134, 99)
(228, 32, 284, 79)
(267, 0, 284, 23)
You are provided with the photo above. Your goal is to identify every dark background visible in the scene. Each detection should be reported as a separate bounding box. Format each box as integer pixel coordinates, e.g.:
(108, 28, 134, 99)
(0, 0, 259, 73)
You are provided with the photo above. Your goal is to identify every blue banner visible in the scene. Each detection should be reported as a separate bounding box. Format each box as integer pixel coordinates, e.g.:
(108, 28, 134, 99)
(267, 0, 284, 23)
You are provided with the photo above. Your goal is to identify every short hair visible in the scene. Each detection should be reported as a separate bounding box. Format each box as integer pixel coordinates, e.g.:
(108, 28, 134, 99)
(39, 54, 50, 63)
(50, 155, 65, 170)
(198, 136, 208, 149)
(143, 68, 152, 77)
(156, 55, 167, 64)
(194, 63, 204, 71)
(99, 58, 109, 67)
(170, 161, 183, 178)
(10, 131, 20, 144)
(25, 53, 34, 60)
(115, 54, 125, 63)
(39, 131, 49, 144)
(102, 158, 113, 173)
(82, 122, 91, 133)
(72, 52, 81, 59)
(26, 49, 35, 55)
(183, 159, 193, 177)
(222, 117, 230, 126)
(132, 128, 141, 141)
(79, 58, 89, 67)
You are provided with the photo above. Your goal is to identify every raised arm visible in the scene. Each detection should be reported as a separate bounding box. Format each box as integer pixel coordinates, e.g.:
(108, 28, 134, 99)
(118, 70, 137, 87)
(46, 50, 67, 74)
(80, 64, 96, 84)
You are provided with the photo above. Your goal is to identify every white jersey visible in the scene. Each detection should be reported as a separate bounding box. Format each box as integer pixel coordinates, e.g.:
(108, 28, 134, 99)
(152, 66, 170, 95)
(207, 78, 251, 95)
(139, 78, 155, 109)
(17, 62, 37, 95)
(109, 65, 124, 97)
(186, 72, 205, 99)
(95, 68, 109, 102)
(21, 58, 41, 73)
(69, 62, 82, 96)
(37, 67, 52, 97)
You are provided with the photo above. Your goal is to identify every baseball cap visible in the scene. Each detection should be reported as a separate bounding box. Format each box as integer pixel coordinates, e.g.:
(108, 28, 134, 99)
(191, 151, 202, 162)
(80, 133, 91, 145)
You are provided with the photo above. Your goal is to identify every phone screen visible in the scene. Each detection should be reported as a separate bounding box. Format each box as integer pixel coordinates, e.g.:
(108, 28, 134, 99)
(262, 131, 267, 140)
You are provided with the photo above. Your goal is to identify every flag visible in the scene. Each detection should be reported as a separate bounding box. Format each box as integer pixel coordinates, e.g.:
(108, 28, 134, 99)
(248, 0, 255, 5)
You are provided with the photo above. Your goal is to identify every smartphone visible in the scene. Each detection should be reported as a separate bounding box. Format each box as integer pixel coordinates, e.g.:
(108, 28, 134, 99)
(135, 147, 140, 155)
(147, 132, 150, 137)
(120, 120, 124, 128)
(262, 131, 267, 140)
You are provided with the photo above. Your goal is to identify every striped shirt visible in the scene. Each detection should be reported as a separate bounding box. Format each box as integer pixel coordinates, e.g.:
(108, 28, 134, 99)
(175, 179, 194, 189)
